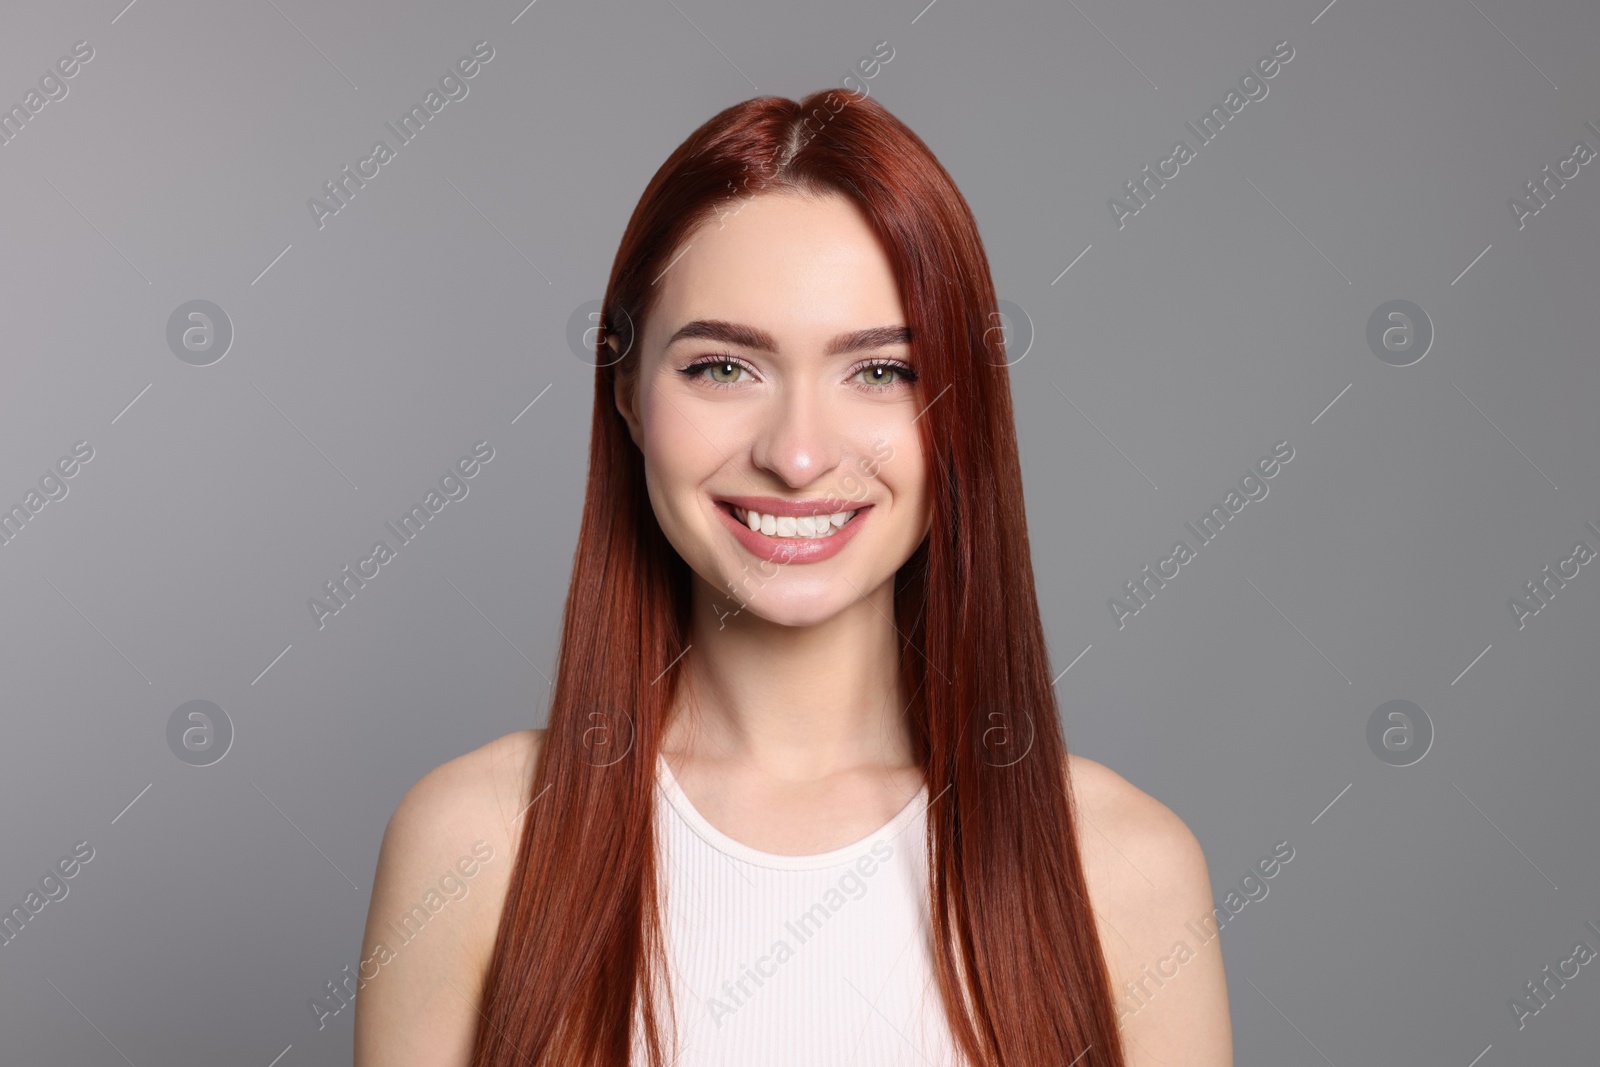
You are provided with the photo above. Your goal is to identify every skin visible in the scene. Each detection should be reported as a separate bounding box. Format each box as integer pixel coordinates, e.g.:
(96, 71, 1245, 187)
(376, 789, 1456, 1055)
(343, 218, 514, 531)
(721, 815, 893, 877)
(354, 191, 1232, 1066)
(615, 189, 933, 846)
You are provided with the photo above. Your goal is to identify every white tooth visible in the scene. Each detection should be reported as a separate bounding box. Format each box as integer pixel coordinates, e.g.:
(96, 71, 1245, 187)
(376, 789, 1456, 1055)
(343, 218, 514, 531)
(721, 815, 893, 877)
(734, 508, 854, 538)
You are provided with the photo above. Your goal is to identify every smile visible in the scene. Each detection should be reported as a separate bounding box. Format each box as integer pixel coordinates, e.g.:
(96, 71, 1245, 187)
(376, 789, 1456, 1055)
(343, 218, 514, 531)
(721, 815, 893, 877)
(727, 504, 862, 539)
(713, 500, 873, 564)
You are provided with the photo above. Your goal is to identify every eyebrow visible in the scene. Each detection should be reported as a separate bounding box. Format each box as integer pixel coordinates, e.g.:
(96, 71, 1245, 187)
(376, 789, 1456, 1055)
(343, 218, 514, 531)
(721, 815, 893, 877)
(663, 319, 913, 357)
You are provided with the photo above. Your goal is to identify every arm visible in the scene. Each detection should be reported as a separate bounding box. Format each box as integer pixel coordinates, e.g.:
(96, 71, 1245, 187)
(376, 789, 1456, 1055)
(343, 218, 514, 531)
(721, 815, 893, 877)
(1071, 756, 1234, 1067)
(353, 729, 542, 1066)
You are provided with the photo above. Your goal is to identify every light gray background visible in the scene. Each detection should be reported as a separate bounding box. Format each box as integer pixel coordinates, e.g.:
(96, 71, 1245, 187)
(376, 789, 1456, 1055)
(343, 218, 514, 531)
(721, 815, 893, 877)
(2, 0, 1597, 1064)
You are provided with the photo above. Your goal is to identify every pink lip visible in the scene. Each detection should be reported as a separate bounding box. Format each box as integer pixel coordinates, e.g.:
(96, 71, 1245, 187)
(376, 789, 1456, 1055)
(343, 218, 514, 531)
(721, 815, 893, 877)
(714, 499, 872, 564)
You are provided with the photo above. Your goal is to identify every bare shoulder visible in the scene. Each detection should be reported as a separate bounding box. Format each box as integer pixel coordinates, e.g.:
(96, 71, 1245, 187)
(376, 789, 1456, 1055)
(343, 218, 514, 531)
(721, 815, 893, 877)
(1067, 752, 1197, 867)
(353, 728, 546, 1067)
(1066, 752, 1233, 1067)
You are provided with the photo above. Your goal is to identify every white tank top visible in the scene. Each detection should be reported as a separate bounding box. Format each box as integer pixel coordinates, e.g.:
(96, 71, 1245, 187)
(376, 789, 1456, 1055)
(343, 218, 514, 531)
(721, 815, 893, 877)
(634, 753, 965, 1066)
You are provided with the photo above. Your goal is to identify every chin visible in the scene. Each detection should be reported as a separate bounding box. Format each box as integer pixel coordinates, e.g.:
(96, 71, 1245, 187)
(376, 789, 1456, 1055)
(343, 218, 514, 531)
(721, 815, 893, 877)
(742, 599, 856, 630)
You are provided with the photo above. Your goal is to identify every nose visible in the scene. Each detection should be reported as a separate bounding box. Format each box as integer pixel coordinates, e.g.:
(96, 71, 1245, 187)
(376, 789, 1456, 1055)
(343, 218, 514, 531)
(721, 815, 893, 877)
(749, 384, 843, 488)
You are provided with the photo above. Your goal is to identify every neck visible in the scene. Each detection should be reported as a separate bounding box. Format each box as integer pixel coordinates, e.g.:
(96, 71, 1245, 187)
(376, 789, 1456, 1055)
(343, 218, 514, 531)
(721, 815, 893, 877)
(664, 572, 917, 782)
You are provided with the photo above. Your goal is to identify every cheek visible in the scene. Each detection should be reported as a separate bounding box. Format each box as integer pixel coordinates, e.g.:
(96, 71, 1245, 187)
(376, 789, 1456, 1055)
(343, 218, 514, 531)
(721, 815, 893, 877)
(640, 397, 701, 483)
(642, 389, 735, 465)
(870, 426, 923, 493)
(639, 396, 727, 532)
(882, 431, 930, 533)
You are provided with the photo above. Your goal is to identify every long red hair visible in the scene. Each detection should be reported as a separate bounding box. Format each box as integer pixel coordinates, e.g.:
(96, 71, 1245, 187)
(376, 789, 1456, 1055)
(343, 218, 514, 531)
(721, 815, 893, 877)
(468, 89, 1128, 1067)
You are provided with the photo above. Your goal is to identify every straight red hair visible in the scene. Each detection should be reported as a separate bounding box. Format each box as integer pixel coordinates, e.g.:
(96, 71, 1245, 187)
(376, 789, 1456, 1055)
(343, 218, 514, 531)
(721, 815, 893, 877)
(468, 89, 1128, 1067)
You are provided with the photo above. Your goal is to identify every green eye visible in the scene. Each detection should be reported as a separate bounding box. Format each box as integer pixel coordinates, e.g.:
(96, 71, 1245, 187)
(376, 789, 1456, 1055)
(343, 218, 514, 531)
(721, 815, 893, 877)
(857, 364, 904, 386)
(677, 356, 754, 389)
(677, 356, 919, 392)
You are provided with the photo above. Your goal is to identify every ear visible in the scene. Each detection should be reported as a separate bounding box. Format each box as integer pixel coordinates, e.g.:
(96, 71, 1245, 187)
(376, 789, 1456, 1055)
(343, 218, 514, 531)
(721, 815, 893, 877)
(611, 337, 644, 449)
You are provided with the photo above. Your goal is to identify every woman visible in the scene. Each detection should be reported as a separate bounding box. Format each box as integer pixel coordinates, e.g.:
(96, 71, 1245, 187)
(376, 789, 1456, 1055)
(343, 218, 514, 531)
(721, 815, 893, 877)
(355, 89, 1231, 1066)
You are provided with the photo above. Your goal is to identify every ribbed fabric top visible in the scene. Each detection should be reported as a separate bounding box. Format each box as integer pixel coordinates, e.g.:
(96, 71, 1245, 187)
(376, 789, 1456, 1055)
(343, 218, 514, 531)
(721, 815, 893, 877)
(633, 753, 964, 1066)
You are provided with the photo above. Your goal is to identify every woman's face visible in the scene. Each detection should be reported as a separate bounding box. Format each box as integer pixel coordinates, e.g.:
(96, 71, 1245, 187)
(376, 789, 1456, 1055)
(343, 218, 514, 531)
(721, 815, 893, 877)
(614, 190, 931, 629)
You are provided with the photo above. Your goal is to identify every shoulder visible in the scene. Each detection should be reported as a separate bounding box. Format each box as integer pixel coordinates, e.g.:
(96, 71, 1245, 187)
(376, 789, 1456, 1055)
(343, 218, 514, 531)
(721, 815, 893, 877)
(353, 728, 546, 1066)
(1065, 752, 1233, 1066)
(387, 728, 546, 849)
(1066, 753, 1209, 947)
(1067, 752, 1202, 876)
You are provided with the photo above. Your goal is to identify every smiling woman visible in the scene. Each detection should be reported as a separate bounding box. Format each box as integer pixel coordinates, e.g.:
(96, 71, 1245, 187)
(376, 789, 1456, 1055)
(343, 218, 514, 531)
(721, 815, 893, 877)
(610, 192, 935, 635)
(355, 89, 1231, 1067)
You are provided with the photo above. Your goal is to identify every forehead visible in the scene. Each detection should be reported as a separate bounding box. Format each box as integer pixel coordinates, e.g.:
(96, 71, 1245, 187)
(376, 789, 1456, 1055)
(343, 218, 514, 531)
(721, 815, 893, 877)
(648, 191, 905, 349)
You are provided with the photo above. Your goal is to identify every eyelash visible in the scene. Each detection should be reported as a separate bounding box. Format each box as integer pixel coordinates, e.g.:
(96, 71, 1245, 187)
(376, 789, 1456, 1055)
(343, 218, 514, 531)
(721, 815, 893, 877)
(677, 355, 920, 392)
